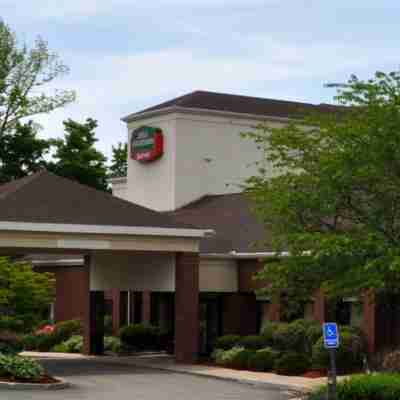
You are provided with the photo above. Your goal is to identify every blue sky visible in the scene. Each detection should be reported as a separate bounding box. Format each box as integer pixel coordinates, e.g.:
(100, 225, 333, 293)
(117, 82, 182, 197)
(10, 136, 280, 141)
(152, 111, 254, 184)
(2, 1, 399, 158)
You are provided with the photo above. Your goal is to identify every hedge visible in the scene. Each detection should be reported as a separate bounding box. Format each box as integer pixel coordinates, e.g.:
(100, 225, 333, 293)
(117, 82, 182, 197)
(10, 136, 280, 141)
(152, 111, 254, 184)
(308, 373, 400, 400)
(274, 352, 311, 375)
(119, 324, 160, 350)
(247, 348, 278, 372)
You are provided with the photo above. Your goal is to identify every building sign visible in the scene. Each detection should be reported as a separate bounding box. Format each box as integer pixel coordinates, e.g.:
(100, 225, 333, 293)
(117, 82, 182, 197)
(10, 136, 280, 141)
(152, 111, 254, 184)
(130, 126, 164, 162)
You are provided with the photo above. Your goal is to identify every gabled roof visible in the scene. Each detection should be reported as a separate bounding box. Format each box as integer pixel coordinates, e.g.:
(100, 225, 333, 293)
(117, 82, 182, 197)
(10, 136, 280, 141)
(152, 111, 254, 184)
(122, 90, 337, 122)
(0, 170, 197, 231)
(167, 193, 271, 254)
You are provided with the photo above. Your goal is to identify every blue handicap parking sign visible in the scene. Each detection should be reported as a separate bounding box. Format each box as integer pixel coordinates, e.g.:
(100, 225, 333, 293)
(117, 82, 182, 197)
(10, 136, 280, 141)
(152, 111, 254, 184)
(323, 322, 339, 349)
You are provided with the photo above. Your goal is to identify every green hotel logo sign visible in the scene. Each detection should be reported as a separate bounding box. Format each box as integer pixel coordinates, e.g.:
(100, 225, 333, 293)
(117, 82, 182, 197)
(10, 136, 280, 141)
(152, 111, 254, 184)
(130, 126, 164, 163)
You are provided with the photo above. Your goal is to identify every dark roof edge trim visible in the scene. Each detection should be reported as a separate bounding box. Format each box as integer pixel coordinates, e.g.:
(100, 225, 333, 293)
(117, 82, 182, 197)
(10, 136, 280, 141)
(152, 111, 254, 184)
(121, 105, 294, 124)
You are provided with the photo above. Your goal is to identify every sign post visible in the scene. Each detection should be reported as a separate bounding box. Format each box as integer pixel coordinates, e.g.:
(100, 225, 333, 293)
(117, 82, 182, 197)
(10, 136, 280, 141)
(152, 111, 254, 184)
(323, 322, 339, 400)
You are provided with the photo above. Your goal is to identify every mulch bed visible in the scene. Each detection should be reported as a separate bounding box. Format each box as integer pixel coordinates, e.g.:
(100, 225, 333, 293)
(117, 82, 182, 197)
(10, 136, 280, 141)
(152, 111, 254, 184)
(0, 374, 61, 384)
(198, 359, 328, 378)
(302, 370, 327, 379)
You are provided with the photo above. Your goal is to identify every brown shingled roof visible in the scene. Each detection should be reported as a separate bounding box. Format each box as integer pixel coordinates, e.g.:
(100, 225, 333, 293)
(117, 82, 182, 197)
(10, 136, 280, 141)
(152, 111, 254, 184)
(167, 193, 271, 254)
(123, 90, 336, 121)
(0, 170, 195, 229)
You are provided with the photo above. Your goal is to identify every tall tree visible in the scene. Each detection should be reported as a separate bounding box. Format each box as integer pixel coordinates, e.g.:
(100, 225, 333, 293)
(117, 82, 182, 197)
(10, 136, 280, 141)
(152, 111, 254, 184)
(0, 19, 75, 137)
(242, 71, 400, 307)
(109, 142, 127, 178)
(50, 118, 108, 191)
(0, 121, 50, 184)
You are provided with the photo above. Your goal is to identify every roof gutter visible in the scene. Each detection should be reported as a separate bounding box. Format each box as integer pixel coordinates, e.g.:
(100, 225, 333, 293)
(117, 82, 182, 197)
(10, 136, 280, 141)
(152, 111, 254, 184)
(0, 221, 214, 239)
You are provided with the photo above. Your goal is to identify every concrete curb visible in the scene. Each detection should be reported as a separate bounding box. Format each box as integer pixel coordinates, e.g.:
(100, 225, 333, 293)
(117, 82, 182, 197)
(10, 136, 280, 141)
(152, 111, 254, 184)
(99, 357, 317, 394)
(0, 377, 71, 390)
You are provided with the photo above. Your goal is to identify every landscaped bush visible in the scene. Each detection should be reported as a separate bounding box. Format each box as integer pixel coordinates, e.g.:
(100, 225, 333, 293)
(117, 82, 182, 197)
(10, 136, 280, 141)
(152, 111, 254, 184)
(274, 352, 310, 375)
(53, 320, 82, 343)
(104, 336, 122, 353)
(272, 321, 308, 353)
(214, 335, 241, 351)
(0, 331, 23, 355)
(312, 329, 365, 374)
(215, 347, 255, 369)
(383, 350, 400, 372)
(240, 335, 268, 350)
(308, 373, 400, 400)
(53, 335, 83, 353)
(104, 316, 113, 336)
(119, 324, 160, 350)
(247, 348, 278, 372)
(22, 319, 82, 352)
(261, 322, 281, 346)
(0, 317, 24, 333)
(0, 355, 44, 381)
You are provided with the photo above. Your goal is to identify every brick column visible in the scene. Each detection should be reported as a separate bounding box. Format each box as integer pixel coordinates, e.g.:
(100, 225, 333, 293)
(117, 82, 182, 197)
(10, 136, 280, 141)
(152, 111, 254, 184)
(82, 255, 105, 355)
(267, 295, 281, 322)
(363, 290, 376, 353)
(111, 289, 121, 335)
(313, 289, 325, 324)
(142, 291, 151, 324)
(175, 252, 199, 363)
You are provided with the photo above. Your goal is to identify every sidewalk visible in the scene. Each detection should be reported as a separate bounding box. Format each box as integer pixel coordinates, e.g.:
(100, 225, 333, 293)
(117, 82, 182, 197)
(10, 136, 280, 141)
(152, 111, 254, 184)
(22, 351, 327, 394)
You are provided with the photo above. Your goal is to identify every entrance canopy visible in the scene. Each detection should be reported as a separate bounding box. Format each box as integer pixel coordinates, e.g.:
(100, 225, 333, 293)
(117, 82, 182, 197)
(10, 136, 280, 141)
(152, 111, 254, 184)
(0, 170, 210, 254)
(0, 170, 208, 362)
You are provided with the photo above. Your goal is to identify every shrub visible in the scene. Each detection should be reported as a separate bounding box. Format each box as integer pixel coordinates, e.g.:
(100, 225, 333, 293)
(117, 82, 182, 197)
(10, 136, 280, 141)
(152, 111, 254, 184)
(248, 348, 278, 372)
(104, 316, 113, 336)
(312, 330, 365, 374)
(240, 335, 268, 350)
(0, 331, 23, 355)
(104, 336, 122, 354)
(383, 350, 400, 372)
(53, 335, 83, 353)
(53, 320, 82, 343)
(273, 321, 308, 353)
(308, 373, 400, 400)
(215, 347, 255, 369)
(274, 352, 310, 375)
(261, 322, 281, 346)
(211, 348, 225, 363)
(0, 355, 44, 381)
(21, 334, 39, 351)
(34, 333, 60, 352)
(22, 319, 82, 352)
(0, 317, 24, 333)
(214, 335, 241, 351)
(119, 324, 160, 350)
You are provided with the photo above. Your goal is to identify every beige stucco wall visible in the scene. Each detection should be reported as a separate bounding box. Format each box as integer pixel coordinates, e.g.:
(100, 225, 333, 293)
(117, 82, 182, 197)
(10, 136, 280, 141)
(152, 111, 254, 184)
(199, 257, 238, 292)
(125, 114, 178, 210)
(90, 252, 175, 291)
(122, 111, 285, 211)
(90, 252, 239, 293)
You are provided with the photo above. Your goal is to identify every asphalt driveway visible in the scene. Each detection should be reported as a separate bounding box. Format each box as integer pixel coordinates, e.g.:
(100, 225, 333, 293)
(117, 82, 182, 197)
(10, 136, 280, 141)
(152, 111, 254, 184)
(0, 358, 292, 400)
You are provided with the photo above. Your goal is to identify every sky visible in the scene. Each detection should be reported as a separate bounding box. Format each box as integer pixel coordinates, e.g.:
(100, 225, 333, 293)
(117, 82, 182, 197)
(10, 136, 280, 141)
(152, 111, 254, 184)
(2, 1, 400, 159)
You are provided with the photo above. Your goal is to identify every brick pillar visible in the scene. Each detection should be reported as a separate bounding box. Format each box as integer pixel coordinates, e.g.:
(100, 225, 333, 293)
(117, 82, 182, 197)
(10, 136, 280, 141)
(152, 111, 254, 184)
(313, 289, 325, 324)
(267, 295, 281, 322)
(82, 255, 105, 355)
(175, 252, 199, 363)
(142, 291, 151, 324)
(111, 289, 121, 335)
(363, 290, 376, 353)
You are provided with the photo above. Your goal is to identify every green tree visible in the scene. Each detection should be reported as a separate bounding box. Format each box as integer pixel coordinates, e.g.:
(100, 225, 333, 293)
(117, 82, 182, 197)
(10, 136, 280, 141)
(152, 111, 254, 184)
(0, 121, 50, 184)
(242, 71, 400, 306)
(0, 19, 75, 137)
(109, 142, 127, 178)
(50, 118, 108, 191)
(0, 257, 54, 332)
